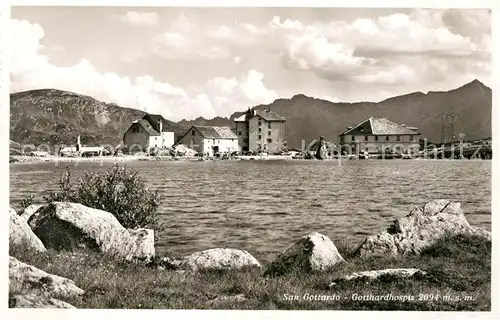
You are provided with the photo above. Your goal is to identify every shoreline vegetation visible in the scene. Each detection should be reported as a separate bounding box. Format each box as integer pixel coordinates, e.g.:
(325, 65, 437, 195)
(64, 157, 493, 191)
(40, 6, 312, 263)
(9, 166, 492, 310)
(10, 232, 491, 310)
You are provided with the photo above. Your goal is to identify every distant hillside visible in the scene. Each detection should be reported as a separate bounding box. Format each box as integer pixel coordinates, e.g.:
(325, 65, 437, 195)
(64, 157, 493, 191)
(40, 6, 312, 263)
(10, 80, 491, 149)
(10, 89, 187, 147)
(181, 80, 492, 148)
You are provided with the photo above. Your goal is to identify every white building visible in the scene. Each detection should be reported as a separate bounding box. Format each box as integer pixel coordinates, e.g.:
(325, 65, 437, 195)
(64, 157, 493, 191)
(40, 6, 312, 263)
(59, 136, 110, 157)
(123, 114, 176, 153)
(176, 125, 239, 156)
(234, 108, 286, 154)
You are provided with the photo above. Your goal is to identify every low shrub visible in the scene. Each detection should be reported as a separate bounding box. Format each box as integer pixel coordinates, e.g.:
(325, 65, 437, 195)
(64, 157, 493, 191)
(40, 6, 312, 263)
(43, 165, 161, 231)
(18, 194, 35, 214)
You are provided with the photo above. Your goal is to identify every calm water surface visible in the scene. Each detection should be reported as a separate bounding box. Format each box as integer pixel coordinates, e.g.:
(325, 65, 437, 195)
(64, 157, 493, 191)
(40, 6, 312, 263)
(10, 160, 491, 263)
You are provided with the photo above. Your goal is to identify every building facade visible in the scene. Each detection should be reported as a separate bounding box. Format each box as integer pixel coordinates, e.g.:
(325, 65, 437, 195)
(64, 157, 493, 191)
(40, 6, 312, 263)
(339, 117, 421, 155)
(176, 125, 239, 156)
(234, 108, 286, 154)
(58, 136, 110, 157)
(123, 114, 175, 154)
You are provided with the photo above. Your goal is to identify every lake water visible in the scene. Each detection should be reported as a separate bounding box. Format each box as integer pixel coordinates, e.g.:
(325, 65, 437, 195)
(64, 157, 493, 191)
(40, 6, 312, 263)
(10, 160, 491, 264)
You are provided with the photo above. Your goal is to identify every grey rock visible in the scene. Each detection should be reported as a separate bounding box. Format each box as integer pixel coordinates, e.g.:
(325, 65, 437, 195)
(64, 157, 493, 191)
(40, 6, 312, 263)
(356, 199, 491, 257)
(9, 256, 84, 298)
(329, 268, 427, 287)
(28, 202, 155, 262)
(128, 228, 155, 263)
(180, 248, 261, 272)
(19, 204, 43, 222)
(264, 232, 345, 276)
(9, 293, 76, 309)
(9, 207, 46, 253)
(208, 294, 248, 304)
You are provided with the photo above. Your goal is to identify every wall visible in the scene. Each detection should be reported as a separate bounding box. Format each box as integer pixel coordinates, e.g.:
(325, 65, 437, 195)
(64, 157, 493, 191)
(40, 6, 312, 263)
(161, 132, 175, 148)
(340, 134, 421, 154)
(200, 138, 239, 156)
(178, 128, 239, 156)
(268, 121, 286, 153)
(235, 121, 249, 152)
(123, 124, 149, 154)
(214, 138, 239, 154)
(247, 117, 285, 153)
(178, 127, 205, 153)
(148, 135, 161, 148)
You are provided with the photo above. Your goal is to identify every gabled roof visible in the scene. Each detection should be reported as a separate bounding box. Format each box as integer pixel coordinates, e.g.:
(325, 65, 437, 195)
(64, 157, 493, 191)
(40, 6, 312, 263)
(234, 109, 286, 122)
(234, 114, 246, 122)
(193, 125, 238, 139)
(142, 114, 170, 132)
(255, 109, 286, 122)
(136, 119, 160, 136)
(339, 117, 420, 136)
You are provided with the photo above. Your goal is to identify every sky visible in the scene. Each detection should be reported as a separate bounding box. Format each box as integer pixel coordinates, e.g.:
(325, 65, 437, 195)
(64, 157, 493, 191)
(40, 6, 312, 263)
(10, 7, 492, 121)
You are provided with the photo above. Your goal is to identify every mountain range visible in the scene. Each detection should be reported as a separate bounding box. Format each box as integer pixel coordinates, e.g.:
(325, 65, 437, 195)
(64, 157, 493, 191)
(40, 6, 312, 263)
(10, 80, 491, 149)
(10, 89, 185, 147)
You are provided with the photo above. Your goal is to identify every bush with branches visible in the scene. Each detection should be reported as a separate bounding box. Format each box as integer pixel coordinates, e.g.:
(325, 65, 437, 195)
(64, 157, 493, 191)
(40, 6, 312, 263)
(43, 165, 161, 231)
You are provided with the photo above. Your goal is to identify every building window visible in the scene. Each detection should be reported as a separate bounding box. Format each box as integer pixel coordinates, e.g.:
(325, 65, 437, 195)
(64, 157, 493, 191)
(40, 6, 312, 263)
(375, 136, 378, 141)
(192, 130, 195, 136)
(244, 138, 249, 143)
(267, 138, 272, 143)
(258, 135, 261, 140)
(258, 121, 261, 126)
(213, 139, 215, 144)
(365, 136, 368, 141)
(386, 136, 390, 141)
(351, 136, 355, 141)
(268, 123, 271, 129)
(268, 131, 271, 136)
(396, 135, 401, 141)
(259, 128, 262, 133)
(218, 140, 220, 144)
(409, 135, 414, 141)
(238, 131, 242, 136)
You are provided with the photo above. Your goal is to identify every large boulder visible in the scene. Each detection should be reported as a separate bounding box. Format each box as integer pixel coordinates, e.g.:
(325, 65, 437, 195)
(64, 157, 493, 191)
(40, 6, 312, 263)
(180, 248, 261, 272)
(264, 232, 345, 276)
(19, 204, 43, 222)
(9, 256, 84, 298)
(9, 207, 46, 253)
(27, 202, 155, 262)
(329, 268, 427, 287)
(356, 199, 491, 257)
(9, 294, 76, 308)
(128, 228, 155, 262)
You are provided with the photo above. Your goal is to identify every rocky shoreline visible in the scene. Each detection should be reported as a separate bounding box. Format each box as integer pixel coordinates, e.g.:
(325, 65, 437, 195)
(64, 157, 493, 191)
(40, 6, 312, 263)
(9, 199, 492, 309)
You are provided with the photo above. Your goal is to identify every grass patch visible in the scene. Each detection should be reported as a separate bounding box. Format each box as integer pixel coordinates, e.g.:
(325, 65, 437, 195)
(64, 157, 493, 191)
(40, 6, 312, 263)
(9, 233, 491, 310)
